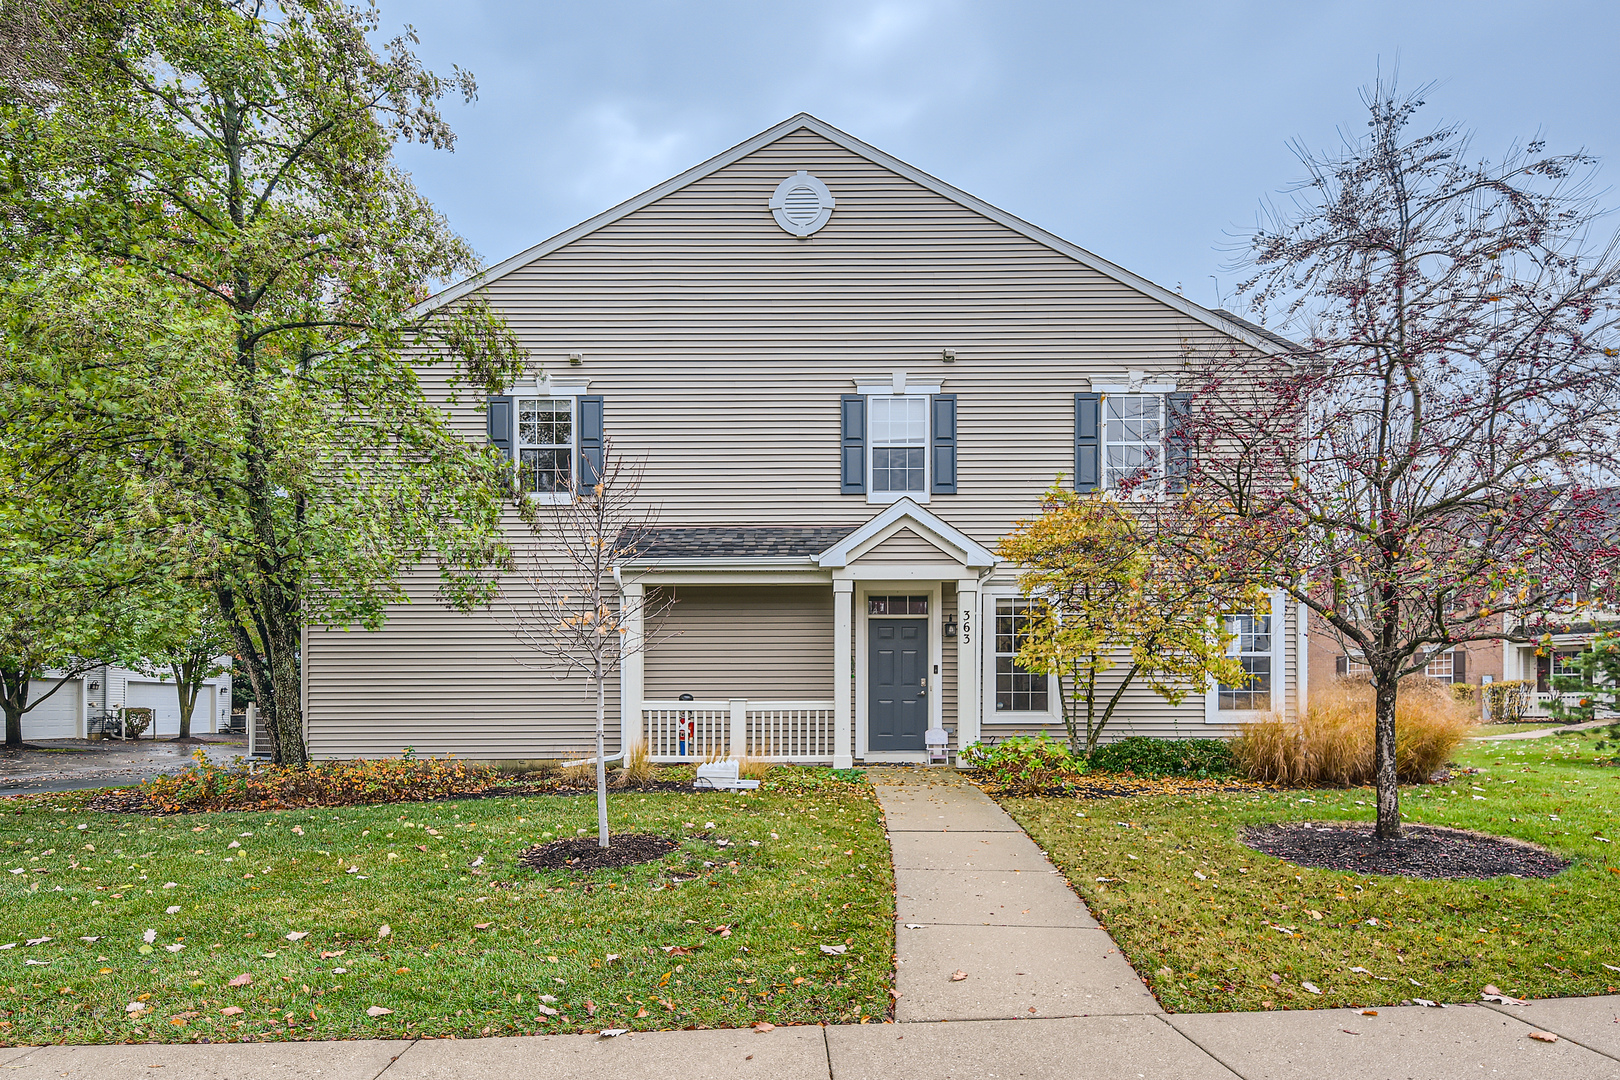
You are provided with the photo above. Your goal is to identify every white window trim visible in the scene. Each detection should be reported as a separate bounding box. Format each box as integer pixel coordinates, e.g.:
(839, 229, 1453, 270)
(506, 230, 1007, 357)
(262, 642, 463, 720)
(1206, 589, 1287, 723)
(866, 393, 931, 506)
(514, 394, 577, 505)
(981, 589, 1062, 725)
(1100, 391, 1168, 496)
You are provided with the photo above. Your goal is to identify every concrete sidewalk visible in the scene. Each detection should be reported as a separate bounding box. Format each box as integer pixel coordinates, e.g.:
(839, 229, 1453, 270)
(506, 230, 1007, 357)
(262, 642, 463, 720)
(0, 769, 1616, 1078)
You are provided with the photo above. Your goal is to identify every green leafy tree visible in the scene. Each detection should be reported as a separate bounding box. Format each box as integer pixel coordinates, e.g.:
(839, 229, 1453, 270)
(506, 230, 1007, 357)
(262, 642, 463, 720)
(1547, 633, 1620, 728)
(125, 582, 236, 739)
(0, 0, 526, 764)
(996, 484, 1256, 757)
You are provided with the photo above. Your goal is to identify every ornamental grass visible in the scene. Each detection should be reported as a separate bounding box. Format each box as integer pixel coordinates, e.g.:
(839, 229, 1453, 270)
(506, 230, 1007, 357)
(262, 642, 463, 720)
(1231, 676, 1477, 787)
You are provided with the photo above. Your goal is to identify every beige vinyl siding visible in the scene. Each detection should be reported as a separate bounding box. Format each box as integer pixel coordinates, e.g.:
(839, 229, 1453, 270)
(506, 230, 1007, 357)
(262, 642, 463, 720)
(856, 527, 959, 564)
(304, 126, 1280, 758)
(644, 586, 833, 700)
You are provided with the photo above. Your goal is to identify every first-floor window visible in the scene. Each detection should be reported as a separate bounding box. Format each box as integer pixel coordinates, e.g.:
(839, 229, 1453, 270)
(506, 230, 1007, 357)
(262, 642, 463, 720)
(1218, 609, 1272, 711)
(995, 598, 1048, 712)
(517, 397, 573, 495)
(870, 395, 928, 495)
(1423, 651, 1459, 679)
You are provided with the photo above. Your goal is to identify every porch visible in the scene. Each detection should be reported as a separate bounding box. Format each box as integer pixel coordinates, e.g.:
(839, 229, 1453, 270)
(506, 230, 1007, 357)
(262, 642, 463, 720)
(615, 499, 998, 768)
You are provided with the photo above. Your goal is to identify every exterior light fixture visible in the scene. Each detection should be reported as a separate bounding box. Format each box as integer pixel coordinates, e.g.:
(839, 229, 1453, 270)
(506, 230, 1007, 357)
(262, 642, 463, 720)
(944, 612, 958, 639)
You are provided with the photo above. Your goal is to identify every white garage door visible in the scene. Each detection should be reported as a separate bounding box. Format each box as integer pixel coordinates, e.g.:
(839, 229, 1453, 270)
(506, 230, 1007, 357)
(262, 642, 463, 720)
(23, 679, 81, 740)
(125, 681, 210, 736)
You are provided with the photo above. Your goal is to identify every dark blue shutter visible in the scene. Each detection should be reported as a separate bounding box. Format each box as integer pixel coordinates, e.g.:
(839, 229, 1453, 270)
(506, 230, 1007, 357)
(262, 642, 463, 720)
(840, 395, 866, 494)
(487, 396, 513, 460)
(1074, 393, 1100, 492)
(577, 395, 604, 490)
(1165, 391, 1193, 494)
(931, 394, 957, 494)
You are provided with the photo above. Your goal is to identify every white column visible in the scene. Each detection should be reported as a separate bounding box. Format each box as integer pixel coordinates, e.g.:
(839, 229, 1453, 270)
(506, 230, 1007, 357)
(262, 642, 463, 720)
(729, 698, 748, 761)
(619, 582, 646, 758)
(833, 579, 854, 769)
(955, 579, 981, 755)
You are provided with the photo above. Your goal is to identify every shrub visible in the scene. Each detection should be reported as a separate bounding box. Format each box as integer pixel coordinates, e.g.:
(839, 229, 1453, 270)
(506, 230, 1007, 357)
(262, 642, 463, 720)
(1088, 737, 1234, 779)
(1230, 677, 1477, 787)
(958, 735, 1081, 794)
(1482, 680, 1532, 723)
(128, 749, 501, 813)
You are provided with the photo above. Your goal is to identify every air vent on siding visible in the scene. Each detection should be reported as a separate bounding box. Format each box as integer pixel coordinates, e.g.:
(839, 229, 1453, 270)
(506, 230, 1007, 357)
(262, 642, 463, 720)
(768, 171, 836, 237)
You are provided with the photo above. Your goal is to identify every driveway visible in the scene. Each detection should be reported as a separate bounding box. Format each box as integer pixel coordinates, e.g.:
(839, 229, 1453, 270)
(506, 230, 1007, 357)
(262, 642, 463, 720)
(0, 736, 246, 794)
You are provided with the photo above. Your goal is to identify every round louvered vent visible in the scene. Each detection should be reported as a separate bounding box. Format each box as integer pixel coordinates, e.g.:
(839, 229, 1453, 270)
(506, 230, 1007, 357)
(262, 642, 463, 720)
(768, 171, 836, 237)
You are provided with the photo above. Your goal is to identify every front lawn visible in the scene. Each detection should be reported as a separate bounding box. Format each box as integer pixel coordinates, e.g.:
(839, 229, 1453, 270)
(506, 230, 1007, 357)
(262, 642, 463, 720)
(0, 773, 893, 1044)
(999, 735, 1620, 1012)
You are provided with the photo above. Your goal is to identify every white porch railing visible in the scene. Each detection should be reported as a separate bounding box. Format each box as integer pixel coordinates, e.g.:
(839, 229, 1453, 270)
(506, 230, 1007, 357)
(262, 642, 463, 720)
(1526, 690, 1598, 719)
(640, 699, 836, 763)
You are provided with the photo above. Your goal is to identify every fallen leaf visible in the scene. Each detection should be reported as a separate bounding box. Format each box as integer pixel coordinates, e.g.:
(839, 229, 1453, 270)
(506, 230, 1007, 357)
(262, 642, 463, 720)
(473, 923, 492, 931)
(1341, 1029, 1360, 1035)
(24, 937, 51, 946)
(1269, 973, 1282, 985)
(904, 924, 925, 930)
(605, 953, 620, 962)
(292, 826, 304, 835)
(319, 951, 345, 960)
(753, 1021, 775, 1033)
(1412, 998, 1446, 1008)
(366, 1006, 393, 1017)
(1350, 967, 1372, 975)
(164, 944, 184, 954)
(23, 959, 49, 966)
(125, 1002, 147, 1013)
(1193, 870, 1207, 881)
(165, 907, 180, 915)
(1301, 982, 1322, 995)
(586, 1000, 597, 1017)
(1528, 1031, 1559, 1043)
(1604, 963, 1620, 973)
(377, 925, 391, 939)
(598, 1028, 628, 1038)
(949, 970, 968, 982)
(142, 929, 157, 944)
(1360, 1009, 1378, 1016)
(1483, 992, 1529, 1005)
(1307, 910, 1323, 921)
(820, 944, 847, 955)
(228, 974, 252, 987)
(635, 1008, 648, 1018)
(220, 1007, 243, 1016)
(469, 856, 484, 868)
(285, 932, 309, 941)
(535, 1005, 558, 1017)
(79, 936, 99, 943)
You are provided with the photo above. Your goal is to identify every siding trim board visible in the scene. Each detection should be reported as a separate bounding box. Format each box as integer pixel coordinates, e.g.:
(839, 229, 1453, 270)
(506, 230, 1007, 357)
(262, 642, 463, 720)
(410, 115, 1289, 359)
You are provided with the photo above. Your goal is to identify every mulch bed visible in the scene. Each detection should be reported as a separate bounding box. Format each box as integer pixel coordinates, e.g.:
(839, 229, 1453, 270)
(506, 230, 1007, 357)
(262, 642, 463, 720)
(980, 775, 1271, 799)
(1242, 822, 1570, 880)
(518, 833, 678, 871)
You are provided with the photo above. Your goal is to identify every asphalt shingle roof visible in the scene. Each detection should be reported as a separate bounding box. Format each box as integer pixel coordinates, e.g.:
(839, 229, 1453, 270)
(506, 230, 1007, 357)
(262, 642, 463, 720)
(1213, 308, 1302, 353)
(617, 525, 858, 560)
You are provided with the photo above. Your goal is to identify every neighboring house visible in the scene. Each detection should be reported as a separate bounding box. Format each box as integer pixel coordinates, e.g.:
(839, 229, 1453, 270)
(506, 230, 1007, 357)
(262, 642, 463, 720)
(1308, 485, 1620, 717)
(302, 114, 1306, 766)
(22, 661, 233, 741)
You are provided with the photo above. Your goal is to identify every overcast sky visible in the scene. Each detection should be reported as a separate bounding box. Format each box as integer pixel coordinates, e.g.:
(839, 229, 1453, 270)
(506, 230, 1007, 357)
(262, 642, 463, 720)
(382, 1, 1618, 311)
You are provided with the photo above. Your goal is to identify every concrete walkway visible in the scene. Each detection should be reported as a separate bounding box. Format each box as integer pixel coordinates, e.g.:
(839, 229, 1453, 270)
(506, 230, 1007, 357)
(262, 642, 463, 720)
(0, 769, 1617, 1078)
(1472, 718, 1614, 741)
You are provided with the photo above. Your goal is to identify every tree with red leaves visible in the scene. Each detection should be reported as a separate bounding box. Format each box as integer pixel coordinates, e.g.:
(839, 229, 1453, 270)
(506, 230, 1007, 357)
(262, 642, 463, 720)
(1170, 81, 1620, 838)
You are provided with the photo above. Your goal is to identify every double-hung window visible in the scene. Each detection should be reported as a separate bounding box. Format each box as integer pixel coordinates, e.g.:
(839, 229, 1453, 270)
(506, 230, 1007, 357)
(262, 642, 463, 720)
(1217, 609, 1273, 712)
(1102, 393, 1165, 493)
(869, 395, 929, 497)
(517, 397, 574, 496)
(994, 598, 1049, 713)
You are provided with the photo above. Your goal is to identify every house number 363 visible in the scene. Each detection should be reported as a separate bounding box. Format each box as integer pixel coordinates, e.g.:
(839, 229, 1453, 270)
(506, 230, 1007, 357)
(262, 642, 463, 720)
(959, 610, 971, 646)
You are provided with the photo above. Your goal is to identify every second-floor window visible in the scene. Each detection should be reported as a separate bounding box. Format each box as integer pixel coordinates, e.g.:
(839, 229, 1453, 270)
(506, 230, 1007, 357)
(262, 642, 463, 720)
(517, 397, 573, 495)
(870, 395, 928, 496)
(1103, 393, 1164, 492)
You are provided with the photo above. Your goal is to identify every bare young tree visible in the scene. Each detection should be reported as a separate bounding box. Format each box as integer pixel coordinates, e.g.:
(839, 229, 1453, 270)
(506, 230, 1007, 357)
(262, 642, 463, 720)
(499, 440, 672, 848)
(1174, 80, 1620, 838)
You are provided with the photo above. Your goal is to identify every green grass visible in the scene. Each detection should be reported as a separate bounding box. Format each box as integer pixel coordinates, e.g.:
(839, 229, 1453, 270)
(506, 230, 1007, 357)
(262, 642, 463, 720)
(1001, 734, 1620, 1013)
(0, 773, 893, 1044)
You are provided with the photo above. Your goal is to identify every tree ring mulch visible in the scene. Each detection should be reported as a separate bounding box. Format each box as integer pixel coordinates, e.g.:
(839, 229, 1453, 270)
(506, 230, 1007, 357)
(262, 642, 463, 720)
(1242, 822, 1570, 880)
(518, 833, 677, 871)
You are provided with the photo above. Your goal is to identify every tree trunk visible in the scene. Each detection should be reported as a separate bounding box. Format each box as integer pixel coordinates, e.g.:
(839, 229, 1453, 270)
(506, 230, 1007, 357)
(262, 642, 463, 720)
(595, 660, 609, 849)
(1087, 663, 1141, 757)
(268, 626, 305, 766)
(171, 657, 198, 740)
(1373, 674, 1402, 839)
(1, 670, 28, 748)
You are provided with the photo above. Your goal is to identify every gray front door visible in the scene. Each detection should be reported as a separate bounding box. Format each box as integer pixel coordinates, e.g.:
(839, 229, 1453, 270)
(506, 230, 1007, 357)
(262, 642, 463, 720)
(869, 619, 927, 751)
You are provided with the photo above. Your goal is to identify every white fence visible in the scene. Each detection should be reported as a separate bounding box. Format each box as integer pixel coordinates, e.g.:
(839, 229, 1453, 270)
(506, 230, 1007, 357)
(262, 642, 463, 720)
(1527, 691, 1586, 718)
(640, 699, 836, 763)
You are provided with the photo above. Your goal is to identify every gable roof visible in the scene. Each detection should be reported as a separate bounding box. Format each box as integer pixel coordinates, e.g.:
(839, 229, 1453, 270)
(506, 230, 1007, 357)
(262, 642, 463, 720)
(814, 498, 997, 569)
(416, 114, 1285, 357)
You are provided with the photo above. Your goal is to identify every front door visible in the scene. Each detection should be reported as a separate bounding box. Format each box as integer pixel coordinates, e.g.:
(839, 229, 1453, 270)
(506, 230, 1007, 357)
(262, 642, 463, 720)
(869, 618, 928, 751)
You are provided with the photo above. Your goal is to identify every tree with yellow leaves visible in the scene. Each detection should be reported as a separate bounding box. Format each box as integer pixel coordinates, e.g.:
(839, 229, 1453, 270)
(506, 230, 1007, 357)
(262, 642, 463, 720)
(997, 484, 1256, 757)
